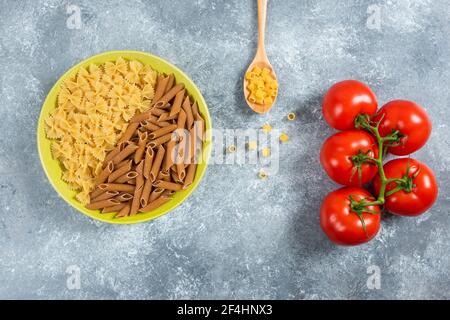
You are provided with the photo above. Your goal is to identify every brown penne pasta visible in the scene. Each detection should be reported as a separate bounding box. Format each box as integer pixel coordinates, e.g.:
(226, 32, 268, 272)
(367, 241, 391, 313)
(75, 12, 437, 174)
(157, 170, 171, 182)
(101, 203, 127, 213)
(154, 84, 185, 108)
(192, 120, 205, 162)
(134, 131, 148, 163)
(139, 179, 152, 208)
(139, 195, 171, 212)
(189, 126, 196, 162)
(104, 142, 126, 163)
(129, 139, 139, 147)
(127, 178, 136, 185)
(115, 171, 138, 183)
(162, 189, 176, 197)
(150, 118, 171, 127)
(129, 198, 140, 215)
(130, 111, 153, 123)
(171, 171, 182, 184)
(158, 121, 172, 127)
(169, 89, 185, 117)
(150, 145, 165, 182)
(191, 101, 199, 118)
(148, 133, 172, 148)
(175, 135, 187, 178)
(86, 198, 121, 210)
(89, 187, 104, 201)
(142, 114, 158, 122)
(143, 147, 154, 179)
(174, 128, 189, 175)
(157, 112, 178, 122)
(160, 103, 173, 110)
(112, 144, 138, 165)
(176, 162, 186, 182)
(153, 75, 169, 103)
(182, 96, 194, 129)
(115, 159, 131, 169)
(115, 203, 131, 218)
(194, 114, 205, 142)
(130, 161, 144, 216)
(98, 183, 135, 193)
(115, 193, 133, 202)
(149, 187, 164, 203)
(92, 190, 119, 202)
(108, 160, 132, 182)
(164, 73, 175, 94)
(135, 161, 144, 190)
(141, 120, 160, 131)
(177, 109, 186, 129)
(183, 163, 197, 189)
(150, 108, 166, 117)
(150, 107, 165, 116)
(163, 138, 176, 172)
(153, 180, 183, 191)
(148, 124, 177, 140)
(118, 122, 140, 144)
(95, 161, 114, 184)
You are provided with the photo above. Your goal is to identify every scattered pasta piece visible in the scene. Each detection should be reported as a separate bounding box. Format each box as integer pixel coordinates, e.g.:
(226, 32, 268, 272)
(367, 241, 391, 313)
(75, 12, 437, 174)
(258, 169, 268, 180)
(261, 147, 271, 157)
(227, 145, 237, 153)
(287, 112, 296, 121)
(280, 133, 289, 143)
(245, 67, 278, 105)
(44, 58, 158, 204)
(247, 141, 257, 150)
(262, 123, 272, 133)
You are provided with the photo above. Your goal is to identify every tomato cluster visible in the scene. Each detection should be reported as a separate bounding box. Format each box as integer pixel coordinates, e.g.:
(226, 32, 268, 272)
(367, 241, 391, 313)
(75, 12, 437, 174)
(320, 80, 438, 246)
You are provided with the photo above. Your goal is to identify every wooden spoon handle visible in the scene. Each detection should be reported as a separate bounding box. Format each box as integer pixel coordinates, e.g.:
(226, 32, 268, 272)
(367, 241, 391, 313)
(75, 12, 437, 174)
(256, 0, 268, 60)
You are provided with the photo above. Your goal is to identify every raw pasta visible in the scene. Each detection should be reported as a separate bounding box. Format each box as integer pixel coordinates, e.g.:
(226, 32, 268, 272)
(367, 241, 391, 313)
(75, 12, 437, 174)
(45, 57, 158, 204)
(245, 66, 278, 105)
(85, 74, 206, 218)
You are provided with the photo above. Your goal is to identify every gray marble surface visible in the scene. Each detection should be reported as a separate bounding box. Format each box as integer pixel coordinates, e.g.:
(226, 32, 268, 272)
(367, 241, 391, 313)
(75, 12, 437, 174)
(0, 0, 449, 299)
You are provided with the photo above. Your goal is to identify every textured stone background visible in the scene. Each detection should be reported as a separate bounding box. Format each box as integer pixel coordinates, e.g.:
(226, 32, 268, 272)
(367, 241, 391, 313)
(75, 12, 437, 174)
(0, 0, 449, 299)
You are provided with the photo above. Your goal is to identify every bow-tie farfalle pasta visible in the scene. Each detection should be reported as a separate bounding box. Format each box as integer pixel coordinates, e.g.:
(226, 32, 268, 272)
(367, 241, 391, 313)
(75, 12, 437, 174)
(44, 58, 158, 204)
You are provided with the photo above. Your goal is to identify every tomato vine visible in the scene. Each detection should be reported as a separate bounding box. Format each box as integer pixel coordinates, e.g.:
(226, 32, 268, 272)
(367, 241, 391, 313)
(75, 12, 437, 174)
(338, 112, 424, 235)
(350, 114, 413, 216)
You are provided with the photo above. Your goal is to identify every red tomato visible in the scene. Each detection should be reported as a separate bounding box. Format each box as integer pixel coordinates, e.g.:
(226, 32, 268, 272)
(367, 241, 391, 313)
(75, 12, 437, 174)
(320, 130, 379, 186)
(320, 187, 381, 246)
(373, 100, 432, 155)
(322, 80, 378, 130)
(373, 158, 438, 216)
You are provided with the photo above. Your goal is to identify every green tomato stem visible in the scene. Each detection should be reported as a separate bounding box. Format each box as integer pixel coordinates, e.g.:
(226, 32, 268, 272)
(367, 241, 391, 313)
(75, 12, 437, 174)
(352, 114, 407, 214)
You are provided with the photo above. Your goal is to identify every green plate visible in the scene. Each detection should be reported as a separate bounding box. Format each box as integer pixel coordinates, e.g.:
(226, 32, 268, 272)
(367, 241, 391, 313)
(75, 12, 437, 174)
(37, 50, 212, 224)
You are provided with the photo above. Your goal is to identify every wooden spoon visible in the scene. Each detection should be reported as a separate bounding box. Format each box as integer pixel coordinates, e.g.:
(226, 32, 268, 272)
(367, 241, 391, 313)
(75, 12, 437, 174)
(243, 0, 278, 114)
